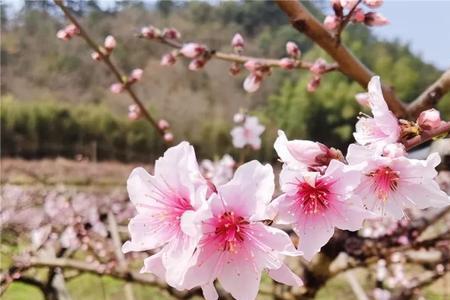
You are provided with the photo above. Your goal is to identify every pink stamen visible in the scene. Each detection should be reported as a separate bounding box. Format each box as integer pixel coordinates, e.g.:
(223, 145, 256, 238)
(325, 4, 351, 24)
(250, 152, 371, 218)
(213, 211, 249, 253)
(296, 179, 331, 215)
(368, 166, 400, 200)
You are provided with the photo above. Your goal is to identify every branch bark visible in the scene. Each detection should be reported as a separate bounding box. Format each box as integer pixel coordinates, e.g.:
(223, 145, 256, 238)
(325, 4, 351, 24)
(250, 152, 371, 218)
(404, 121, 450, 151)
(408, 69, 450, 118)
(275, 0, 408, 118)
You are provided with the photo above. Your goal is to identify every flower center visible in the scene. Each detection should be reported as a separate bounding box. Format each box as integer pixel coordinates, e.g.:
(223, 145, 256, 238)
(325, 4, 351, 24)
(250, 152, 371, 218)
(368, 166, 400, 200)
(297, 180, 330, 215)
(214, 211, 249, 253)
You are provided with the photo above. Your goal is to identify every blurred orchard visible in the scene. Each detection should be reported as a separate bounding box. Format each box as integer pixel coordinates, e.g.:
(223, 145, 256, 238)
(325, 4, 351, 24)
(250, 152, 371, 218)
(1, 1, 450, 300)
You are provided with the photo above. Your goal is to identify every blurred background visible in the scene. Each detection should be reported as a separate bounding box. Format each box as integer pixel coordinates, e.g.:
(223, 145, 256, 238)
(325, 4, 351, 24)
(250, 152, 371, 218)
(1, 1, 450, 300)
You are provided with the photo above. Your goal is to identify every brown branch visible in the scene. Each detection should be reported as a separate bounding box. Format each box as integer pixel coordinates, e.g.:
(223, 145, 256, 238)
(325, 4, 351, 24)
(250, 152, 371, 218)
(404, 121, 450, 151)
(53, 0, 167, 141)
(408, 69, 450, 118)
(275, 0, 408, 118)
(139, 35, 339, 73)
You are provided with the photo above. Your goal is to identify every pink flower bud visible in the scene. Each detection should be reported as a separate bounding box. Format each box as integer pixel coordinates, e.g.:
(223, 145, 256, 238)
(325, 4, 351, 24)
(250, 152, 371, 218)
(229, 62, 241, 76)
(307, 76, 321, 92)
(340, 0, 359, 9)
(141, 26, 160, 39)
(110, 83, 124, 94)
(180, 43, 206, 58)
(56, 30, 69, 40)
(417, 108, 441, 130)
(364, 12, 389, 26)
(158, 119, 170, 130)
(352, 8, 366, 23)
(162, 27, 181, 40)
(324, 15, 340, 30)
(383, 143, 406, 158)
(279, 58, 296, 70)
(286, 41, 301, 58)
(164, 132, 174, 143)
(244, 60, 263, 72)
(231, 33, 244, 53)
(160, 53, 176, 66)
(364, 0, 383, 8)
(65, 24, 79, 36)
(233, 113, 245, 123)
(128, 104, 141, 120)
(310, 58, 327, 75)
(91, 52, 102, 61)
(243, 73, 262, 93)
(188, 58, 206, 71)
(104, 35, 116, 51)
(355, 92, 370, 107)
(130, 68, 143, 82)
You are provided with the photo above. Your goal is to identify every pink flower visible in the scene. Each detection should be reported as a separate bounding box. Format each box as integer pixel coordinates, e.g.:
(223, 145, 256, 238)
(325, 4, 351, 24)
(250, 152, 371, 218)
(355, 92, 370, 107)
(324, 15, 340, 30)
(307, 76, 321, 92)
(158, 119, 170, 131)
(104, 35, 116, 51)
(243, 73, 263, 93)
(231, 116, 265, 149)
(163, 132, 174, 143)
(353, 76, 400, 148)
(347, 145, 450, 220)
(122, 142, 209, 287)
(286, 41, 301, 58)
(364, 0, 383, 8)
(364, 12, 389, 26)
(352, 8, 366, 23)
(417, 108, 441, 130)
(180, 43, 207, 58)
(233, 112, 245, 123)
(160, 53, 176, 66)
(200, 154, 235, 186)
(162, 28, 181, 40)
(270, 159, 369, 260)
(279, 58, 296, 70)
(175, 161, 302, 299)
(128, 104, 141, 120)
(274, 130, 331, 170)
(110, 83, 124, 94)
(141, 26, 160, 39)
(382, 143, 406, 158)
(231, 33, 244, 53)
(188, 58, 207, 71)
(310, 58, 327, 75)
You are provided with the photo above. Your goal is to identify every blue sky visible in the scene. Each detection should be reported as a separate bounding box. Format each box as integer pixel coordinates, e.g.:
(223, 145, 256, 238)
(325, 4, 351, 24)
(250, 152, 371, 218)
(4, 0, 449, 70)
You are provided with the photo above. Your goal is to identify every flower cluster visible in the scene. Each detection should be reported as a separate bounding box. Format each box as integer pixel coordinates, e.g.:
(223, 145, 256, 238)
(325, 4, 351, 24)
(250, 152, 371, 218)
(230, 113, 265, 150)
(324, 0, 388, 32)
(122, 142, 302, 300)
(123, 76, 449, 299)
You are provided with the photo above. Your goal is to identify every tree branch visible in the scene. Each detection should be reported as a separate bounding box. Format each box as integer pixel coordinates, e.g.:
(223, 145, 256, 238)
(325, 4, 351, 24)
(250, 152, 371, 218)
(408, 69, 450, 118)
(53, 0, 167, 141)
(404, 121, 450, 151)
(275, 0, 408, 118)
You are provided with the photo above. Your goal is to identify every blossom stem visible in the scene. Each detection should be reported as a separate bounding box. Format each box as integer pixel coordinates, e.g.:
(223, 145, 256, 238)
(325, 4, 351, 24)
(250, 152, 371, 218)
(404, 121, 450, 151)
(53, 0, 167, 142)
(335, 0, 363, 45)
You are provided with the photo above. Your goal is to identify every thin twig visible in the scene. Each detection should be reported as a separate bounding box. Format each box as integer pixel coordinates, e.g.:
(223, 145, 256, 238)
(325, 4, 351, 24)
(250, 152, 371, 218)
(53, 0, 167, 142)
(335, 0, 363, 46)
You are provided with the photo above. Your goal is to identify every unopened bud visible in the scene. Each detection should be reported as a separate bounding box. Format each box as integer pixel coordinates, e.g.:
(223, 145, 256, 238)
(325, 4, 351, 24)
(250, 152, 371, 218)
(364, 12, 389, 26)
(141, 26, 160, 39)
(110, 83, 124, 94)
(279, 58, 296, 70)
(160, 53, 176, 66)
(158, 119, 170, 130)
(130, 68, 143, 82)
(417, 108, 441, 130)
(164, 132, 174, 143)
(244, 60, 263, 72)
(243, 73, 262, 93)
(231, 33, 244, 53)
(352, 8, 366, 23)
(91, 52, 102, 61)
(233, 113, 245, 123)
(188, 58, 207, 71)
(104, 35, 116, 51)
(340, 0, 359, 9)
(310, 58, 327, 75)
(324, 15, 340, 30)
(286, 41, 301, 59)
(128, 104, 141, 120)
(180, 43, 207, 58)
(307, 76, 321, 92)
(229, 62, 241, 76)
(364, 0, 383, 8)
(162, 27, 181, 40)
